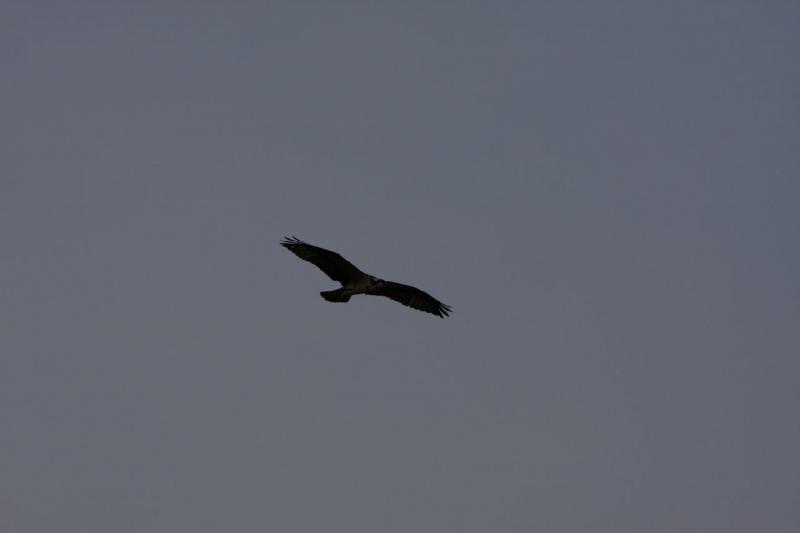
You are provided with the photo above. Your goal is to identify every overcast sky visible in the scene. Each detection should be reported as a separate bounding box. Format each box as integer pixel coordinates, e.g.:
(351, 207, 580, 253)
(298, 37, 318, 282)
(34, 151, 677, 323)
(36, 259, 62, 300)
(2, 2, 799, 532)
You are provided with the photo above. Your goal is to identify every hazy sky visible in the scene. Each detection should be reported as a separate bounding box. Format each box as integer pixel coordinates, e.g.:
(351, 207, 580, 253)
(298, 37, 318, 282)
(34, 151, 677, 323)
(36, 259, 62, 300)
(2, 2, 799, 532)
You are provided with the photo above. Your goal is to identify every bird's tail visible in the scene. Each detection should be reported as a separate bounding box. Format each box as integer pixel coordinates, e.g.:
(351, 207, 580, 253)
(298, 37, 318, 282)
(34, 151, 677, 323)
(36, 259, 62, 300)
(320, 289, 351, 302)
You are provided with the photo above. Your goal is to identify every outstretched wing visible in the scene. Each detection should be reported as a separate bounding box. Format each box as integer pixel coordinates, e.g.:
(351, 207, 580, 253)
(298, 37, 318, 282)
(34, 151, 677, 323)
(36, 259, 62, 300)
(369, 280, 452, 318)
(281, 236, 366, 285)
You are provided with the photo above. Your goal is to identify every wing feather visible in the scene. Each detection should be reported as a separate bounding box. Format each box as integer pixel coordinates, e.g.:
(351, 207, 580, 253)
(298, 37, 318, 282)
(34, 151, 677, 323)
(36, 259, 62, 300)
(281, 237, 365, 285)
(368, 280, 452, 318)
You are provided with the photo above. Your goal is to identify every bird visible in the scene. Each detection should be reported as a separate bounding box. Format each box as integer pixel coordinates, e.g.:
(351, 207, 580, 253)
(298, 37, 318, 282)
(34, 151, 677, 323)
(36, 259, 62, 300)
(281, 236, 452, 318)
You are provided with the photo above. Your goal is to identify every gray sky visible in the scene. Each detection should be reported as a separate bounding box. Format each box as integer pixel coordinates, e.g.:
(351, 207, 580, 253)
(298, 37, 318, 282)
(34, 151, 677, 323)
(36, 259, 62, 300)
(2, 2, 799, 532)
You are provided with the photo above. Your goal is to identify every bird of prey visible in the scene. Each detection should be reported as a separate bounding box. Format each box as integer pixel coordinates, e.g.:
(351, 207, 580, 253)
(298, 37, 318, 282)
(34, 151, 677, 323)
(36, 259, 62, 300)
(281, 237, 452, 318)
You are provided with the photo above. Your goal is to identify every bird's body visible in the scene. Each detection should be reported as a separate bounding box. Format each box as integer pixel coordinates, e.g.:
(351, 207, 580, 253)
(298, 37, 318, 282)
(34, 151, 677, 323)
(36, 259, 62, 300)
(281, 237, 452, 318)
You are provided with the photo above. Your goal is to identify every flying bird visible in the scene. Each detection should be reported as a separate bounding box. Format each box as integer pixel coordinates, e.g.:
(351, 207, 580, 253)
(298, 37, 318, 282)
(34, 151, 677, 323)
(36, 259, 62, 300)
(281, 237, 452, 318)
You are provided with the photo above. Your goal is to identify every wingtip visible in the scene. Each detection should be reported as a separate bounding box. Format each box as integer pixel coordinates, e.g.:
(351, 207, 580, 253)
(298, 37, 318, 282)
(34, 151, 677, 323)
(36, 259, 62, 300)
(281, 236, 304, 247)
